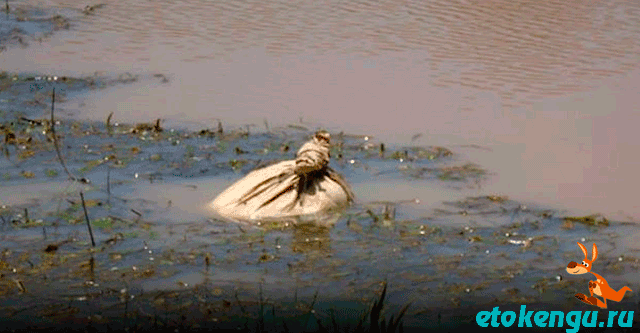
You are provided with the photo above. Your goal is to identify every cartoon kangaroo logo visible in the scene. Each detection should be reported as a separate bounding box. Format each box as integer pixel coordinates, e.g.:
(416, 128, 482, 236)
(566, 242, 632, 309)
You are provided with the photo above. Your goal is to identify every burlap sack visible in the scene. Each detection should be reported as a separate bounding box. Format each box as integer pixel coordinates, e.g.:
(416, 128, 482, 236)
(210, 131, 354, 223)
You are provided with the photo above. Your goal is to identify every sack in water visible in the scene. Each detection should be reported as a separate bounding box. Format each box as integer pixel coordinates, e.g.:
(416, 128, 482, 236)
(210, 131, 354, 223)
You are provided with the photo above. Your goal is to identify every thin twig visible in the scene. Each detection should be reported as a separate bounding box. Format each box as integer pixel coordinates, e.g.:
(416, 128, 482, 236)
(80, 191, 96, 247)
(50, 88, 75, 181)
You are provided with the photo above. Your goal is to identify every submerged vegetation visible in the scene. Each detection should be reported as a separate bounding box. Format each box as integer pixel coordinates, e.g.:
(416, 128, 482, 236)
(0, 70, 637, 331)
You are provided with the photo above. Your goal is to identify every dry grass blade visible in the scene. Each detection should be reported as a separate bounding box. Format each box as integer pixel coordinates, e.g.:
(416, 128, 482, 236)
(106, 112, 114, 135)
(50, 88, 76, 181)
(352, 282, 409, 333)
(384, 302, 411, 333)
(368, 282, 387, 333)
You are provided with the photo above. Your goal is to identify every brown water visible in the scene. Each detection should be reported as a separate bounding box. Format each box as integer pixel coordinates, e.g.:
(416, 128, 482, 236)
(3, 0, 640, 221)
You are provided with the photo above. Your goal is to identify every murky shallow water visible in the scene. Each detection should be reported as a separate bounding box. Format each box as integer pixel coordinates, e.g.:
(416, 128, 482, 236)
(3, 0, 640, 222)
(1, 0, 640, 331)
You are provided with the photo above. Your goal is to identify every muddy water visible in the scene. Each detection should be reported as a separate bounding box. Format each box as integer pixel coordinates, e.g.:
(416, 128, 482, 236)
(2, 1, 640, 330)
(2, 0, 639, 221)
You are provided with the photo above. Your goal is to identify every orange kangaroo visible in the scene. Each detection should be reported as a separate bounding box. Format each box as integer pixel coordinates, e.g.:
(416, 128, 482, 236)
(566, 242, 632, 309)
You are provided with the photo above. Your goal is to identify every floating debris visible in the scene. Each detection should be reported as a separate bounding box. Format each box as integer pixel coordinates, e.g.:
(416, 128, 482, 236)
(130, 119, 163, 134)
(20, 170, 35, 178)
(153, 73, 169, 83)
(49, 15, 70, 30)
(390, 146, 453, 161)
(14, 279, 26, 293)
(486, 195, 508, 203)
(82, 4, 105, 15)
(117, 72, 137, 84)
(563, 214, 609, 227)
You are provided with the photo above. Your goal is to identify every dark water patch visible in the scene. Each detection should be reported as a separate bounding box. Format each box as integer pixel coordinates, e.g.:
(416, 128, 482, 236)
(0, 283, 637, 332)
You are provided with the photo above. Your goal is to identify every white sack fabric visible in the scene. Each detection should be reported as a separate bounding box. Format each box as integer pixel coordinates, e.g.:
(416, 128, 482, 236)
(210, 131, 354, 223)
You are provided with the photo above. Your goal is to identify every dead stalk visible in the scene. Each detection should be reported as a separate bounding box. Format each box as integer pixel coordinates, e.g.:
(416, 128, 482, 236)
(106, 112, 114, 135)
(80, 191, 96, 247)
(217, 121, 223, 135)
(366, 209, 380, 223)
(50, 88, 76, 181)
(89, 254, 95, 279)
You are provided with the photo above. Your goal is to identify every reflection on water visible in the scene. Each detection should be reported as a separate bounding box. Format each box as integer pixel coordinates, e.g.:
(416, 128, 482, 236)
(2, 0, 640, 220)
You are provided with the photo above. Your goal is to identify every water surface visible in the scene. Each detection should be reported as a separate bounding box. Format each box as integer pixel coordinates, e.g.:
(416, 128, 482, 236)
(3, 0, 639, 220)
(1, 1, 640, 330)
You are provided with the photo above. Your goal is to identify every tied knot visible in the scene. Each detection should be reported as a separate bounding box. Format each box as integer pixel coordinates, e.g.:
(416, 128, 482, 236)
(295, 131, 331, 176)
